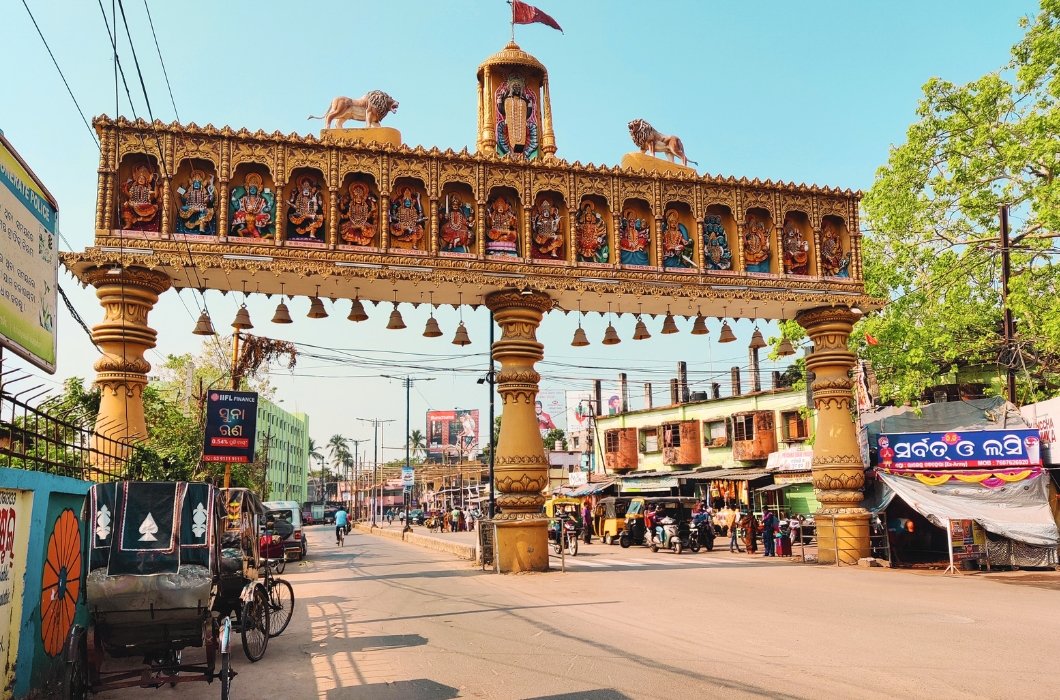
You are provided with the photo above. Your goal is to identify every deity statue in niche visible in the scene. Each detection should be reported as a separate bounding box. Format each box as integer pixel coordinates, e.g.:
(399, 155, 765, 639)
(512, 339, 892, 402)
(176, 169, 216, 235)
(286, 175, 325, 242)
(618, 209, 650, 266)
(229, 173, 274, 238)
(530, 197, 563, 259)
(337, 182, 377, 246)
(439, 193, 475, 253)
(495, 73, 539, 160)
(388, 187, 426, 250)
(702, 215, 732, 270)
(742, 213, 771, 273)
(485, 195, 519, 256)
(120, 163, 161, 231)
(574, 200, 608, 263)
(781, 216, 810, 275)
(820, 219, 850, 277)
(661, 209, 693, 268)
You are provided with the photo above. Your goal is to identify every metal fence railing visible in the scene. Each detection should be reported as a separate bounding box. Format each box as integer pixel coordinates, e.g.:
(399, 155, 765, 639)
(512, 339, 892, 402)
(478, 519, 497, 572)
(813, 513, 891, 566)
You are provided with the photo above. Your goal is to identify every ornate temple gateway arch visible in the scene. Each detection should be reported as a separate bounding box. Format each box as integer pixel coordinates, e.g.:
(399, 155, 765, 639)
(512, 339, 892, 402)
(61, 42, 881, 570)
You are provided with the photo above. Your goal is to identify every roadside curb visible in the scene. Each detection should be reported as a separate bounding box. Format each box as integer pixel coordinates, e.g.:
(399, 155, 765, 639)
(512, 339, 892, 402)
(353, 523, 478, 561)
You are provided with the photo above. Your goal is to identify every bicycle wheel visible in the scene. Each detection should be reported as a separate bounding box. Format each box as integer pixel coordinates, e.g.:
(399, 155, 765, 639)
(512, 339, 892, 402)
(219, 651, 230, 700)
(273, 557, 286, 575)
(240, 587, 270, 662)
(62, 627, 89, 700)
(267, 579, 295, 637)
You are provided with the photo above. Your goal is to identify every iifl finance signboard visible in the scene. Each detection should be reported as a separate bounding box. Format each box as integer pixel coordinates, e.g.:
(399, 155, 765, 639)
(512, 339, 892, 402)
(203, 391, 258, 463)
(0, 133, 58, 373)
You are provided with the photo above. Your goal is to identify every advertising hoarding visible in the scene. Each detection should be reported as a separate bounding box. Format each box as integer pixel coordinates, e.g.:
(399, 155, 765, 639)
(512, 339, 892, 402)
(565, 391, 593, 435)
(878, 429, 1042, 469)
(0, 133, 58, 373)
(203, 391, 259, 463)
(427, 409, 479, 458)
(537, 389, 565, 436)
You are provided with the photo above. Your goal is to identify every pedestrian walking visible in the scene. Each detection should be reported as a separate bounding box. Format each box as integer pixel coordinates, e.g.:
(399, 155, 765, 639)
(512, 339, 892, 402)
(582, 501, 593, 544)
(762, 509, 776, 557)
(726, 507, 741, 552)
(740, 511, 758, 554)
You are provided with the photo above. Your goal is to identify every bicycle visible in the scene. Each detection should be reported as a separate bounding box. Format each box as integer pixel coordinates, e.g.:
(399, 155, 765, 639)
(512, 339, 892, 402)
(259, 553, 294, 638)
(336, 524, 345, 547)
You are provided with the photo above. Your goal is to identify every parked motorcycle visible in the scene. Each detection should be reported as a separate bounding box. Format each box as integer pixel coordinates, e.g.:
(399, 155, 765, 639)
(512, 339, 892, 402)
(695, 520, 715, 552)
(648, 517, 693, 554)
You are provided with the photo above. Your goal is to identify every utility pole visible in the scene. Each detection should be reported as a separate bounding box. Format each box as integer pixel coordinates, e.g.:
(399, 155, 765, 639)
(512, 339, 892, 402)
(488, 310, 496, 518)
(382, 375, 435, 532)
(348, 438, 368, 519)
(1001, 205, 1018, 404)
(357, 417, 395, 526)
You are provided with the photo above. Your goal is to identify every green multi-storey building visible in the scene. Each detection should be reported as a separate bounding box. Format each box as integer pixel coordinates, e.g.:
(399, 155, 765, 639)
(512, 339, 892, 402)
(255, 398, 310, 502)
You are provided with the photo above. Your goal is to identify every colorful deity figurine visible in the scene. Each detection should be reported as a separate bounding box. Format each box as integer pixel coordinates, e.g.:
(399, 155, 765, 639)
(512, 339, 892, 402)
(702, 215, 732, 270)
(286, 175, 326, 242)
(661, 209, 693, 268)
(820, 219, 850, 277)
(388, 188, 426, 250)
(574, 200, 608, 263)
(618, 210, 651, 266)
(530, 197, 564, 259)
(229, 173, 274, 238)
(486, 195, 519, 256)
(338, 182, 377, 247)
(742, 213, 771, 273)
(176, 169, 216, 235)
(120, 163, 161, 231)
(782, 216, 810, 275)
(439, 193, 475, 253)
(495, 72, 539, 160)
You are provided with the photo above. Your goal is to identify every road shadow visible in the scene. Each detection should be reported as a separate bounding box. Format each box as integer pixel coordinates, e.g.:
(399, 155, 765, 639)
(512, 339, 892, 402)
(340, 634, 429, 652)
(526, 691, 632, 700)
(326, 679, 459, 700)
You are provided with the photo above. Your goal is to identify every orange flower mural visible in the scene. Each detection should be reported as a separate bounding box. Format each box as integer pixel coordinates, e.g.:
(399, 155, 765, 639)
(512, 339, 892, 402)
(41, 509, 81, 657)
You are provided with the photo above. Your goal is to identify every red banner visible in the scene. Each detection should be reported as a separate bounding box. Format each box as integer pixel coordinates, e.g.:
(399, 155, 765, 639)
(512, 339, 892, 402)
(512, 0, 562, 32)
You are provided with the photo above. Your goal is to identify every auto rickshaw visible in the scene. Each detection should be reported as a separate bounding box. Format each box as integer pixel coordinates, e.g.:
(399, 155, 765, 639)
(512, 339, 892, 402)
(544, 496, 582, 519)
(593, 497, 631, 545)
(619, 497, 648, 548)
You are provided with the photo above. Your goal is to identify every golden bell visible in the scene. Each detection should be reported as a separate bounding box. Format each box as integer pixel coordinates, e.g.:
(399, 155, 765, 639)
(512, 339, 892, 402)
(271, 300, 293, 324)
(632, 318, 651, 340)
(661, 313, 679, 334)
(691, 315, 709, 335)
(571, 326, 590, 347)
(452, 321, 471, 346)
(718, 321, 736, 343)
(749, 327, 767, 350)
(778, 337, 796, 357)
(192, 310, 216, 336)
(423, 316, 443, 338)
(602, 324, 621, 345)
(231, 305, 253, 330)
(307, 297, 329, 319)
(347, 298, 368, 322)
(387, 306, 406, 330)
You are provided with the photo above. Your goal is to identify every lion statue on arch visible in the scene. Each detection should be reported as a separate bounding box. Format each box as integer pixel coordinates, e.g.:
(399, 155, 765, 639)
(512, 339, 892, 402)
(628, 119, 697, 167)
(309, 91, 399, 129)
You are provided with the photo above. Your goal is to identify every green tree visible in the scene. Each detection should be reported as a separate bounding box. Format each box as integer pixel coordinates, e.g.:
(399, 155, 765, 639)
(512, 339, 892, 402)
(408, 429, 426, 459)
(542, 428, 566, 451)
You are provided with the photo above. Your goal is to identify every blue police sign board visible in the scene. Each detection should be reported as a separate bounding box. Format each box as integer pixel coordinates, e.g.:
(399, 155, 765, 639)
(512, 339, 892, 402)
(878, 429, 1042, 469)
(203, 390, 258, 463)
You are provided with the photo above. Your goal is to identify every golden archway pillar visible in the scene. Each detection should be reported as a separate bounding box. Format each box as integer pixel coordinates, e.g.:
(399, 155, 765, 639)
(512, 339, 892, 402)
(85, 266, 171, 457)
(796, 306, 869, 564)
(485, 289, 553, 573)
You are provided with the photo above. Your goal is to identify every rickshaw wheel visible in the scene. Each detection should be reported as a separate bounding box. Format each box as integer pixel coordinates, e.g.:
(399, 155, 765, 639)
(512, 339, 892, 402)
(220, 651, 231, 700)
(274, 557, 286, 575)
(62, 626, 89, 700)
(241, 586, 270, 662)
(267, 578, 295, 637)
(620, 534, 631, 549)
(602, 534, 612, 546)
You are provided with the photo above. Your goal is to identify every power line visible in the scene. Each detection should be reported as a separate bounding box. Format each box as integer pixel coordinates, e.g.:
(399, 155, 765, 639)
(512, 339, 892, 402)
(96, 0, 139, 120)
(142, 0, 178, 122)
(20, 0, 99, 149)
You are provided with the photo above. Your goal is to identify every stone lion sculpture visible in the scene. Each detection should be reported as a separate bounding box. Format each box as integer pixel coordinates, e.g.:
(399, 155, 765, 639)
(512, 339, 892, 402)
(309, 91, 399, 129)
(628, 119, 697, 167)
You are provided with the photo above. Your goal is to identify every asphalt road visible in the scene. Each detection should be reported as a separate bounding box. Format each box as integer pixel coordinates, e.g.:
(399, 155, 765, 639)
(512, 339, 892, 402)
(99, 526, 1060, 700)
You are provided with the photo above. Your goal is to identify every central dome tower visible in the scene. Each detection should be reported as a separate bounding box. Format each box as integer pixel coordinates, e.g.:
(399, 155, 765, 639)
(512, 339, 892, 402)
(476, 42, 557, 160)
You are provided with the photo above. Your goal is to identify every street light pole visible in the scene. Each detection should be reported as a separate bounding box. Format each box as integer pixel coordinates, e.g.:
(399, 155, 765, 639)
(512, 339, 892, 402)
(382, 375, 435, 532)
(357, 417, 395, 526)
(489, 310, 496, 519)
(348, 439, 368, 519)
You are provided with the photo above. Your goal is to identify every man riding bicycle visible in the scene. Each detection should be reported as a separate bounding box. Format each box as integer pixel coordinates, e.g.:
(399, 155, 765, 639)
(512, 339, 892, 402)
(335, 507, 349, 545)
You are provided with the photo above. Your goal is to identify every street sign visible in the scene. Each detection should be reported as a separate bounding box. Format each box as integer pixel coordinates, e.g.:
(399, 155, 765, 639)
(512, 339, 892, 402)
(879, 429, 1042, 469)
(203, 391, 258, 463)
(401, 466, 415, 488)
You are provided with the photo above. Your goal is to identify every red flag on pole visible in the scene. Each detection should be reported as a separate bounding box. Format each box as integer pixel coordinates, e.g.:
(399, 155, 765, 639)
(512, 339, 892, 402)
(865, 333, 879, 346)
(512, 0, 563, 32)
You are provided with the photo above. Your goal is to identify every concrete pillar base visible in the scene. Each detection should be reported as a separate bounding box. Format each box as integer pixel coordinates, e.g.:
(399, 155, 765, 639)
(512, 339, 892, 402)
(814, 510, 871, 564)
(495, 519, 549, 573)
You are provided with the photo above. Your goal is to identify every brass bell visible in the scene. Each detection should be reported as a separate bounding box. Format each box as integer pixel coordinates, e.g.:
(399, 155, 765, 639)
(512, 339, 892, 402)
(231, 305, 253, 330)
(749, 327, 767, 350)
(307, 297, 328, 319)
(632, 318, 651, 340)
(386, 305, 406, 330)
(778, 337, 796, 357)
(452, 321, 471, 346)
(661, 313, 679, 335)
(718, 321, 736, 343)
(602, 324, 621, 345)
(347, 298, 368, 322)
(571, 326, 590, 347)
(271, 300, 293, 324)
(192, 310, 216, 336)
(691, 315, 709, 335)
(423, 316, 443, 338)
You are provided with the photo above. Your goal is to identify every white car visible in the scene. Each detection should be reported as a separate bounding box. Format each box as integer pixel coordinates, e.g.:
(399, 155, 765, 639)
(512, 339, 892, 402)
(263, 500, 307, 560)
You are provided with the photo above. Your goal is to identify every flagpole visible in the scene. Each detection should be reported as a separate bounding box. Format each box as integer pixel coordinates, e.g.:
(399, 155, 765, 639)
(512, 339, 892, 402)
(509, 0, 515, 42)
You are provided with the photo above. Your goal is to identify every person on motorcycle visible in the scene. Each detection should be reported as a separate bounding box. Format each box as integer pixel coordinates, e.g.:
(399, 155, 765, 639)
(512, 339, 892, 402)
(644, 505, 657, 544)
(656, 511, 674, 545)
(334, 507, 349, 545)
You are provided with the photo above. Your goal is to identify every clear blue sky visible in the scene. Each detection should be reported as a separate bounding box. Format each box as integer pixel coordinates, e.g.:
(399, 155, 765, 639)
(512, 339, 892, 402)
(2, 0, 1040, 453)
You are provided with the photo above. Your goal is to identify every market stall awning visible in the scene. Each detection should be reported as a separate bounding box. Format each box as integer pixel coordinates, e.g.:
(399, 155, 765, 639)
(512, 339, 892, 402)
(878, 469, 1059, 546)
(755, 483, 787, 492)
(554, 478, 616, 497)
(680, 469, 773, 482)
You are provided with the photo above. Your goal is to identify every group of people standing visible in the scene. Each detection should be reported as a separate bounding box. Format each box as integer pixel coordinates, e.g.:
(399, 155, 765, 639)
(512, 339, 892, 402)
(714, 505, 801, 556)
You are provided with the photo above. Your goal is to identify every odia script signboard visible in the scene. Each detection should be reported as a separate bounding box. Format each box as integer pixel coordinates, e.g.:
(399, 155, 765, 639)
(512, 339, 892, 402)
(0, 488, 31, 689)
(203, 391, 258, 463)
(0, 133, 58, 373)
(878, 430, 1042, 469)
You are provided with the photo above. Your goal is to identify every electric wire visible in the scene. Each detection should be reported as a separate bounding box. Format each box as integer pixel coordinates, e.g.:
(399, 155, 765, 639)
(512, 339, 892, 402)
(142, 0, 178, 122)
